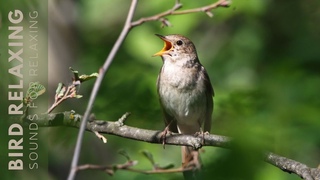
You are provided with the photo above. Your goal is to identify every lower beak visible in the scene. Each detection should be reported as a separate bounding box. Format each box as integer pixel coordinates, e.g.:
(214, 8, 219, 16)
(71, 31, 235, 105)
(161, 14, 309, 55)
(153, 34, 172, 56)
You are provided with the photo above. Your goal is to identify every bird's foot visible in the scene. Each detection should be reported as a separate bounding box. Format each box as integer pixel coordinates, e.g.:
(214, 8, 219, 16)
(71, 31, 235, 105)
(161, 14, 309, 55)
(160, 126, 172, 149)
(194, 131, 209, 146)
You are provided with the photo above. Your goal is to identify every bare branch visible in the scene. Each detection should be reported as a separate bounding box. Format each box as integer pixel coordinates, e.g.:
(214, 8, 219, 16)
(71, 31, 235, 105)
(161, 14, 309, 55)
(67, 0, 138, 179)
(265, 152, 320, 180)
(15, 112, 320, 179)
(76, 152, 320, 178)
(131, 0, 230, 27)
(76, 162, 191, 175)
(116, 112, 131, 126)
(93, 131, 108, 143)
(130, 2, 183, 27)
(172, 0, 231, 16)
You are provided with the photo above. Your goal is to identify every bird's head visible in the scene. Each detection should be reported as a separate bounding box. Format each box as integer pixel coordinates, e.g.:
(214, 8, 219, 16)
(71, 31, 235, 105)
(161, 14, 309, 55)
(153, 34, 198, 62)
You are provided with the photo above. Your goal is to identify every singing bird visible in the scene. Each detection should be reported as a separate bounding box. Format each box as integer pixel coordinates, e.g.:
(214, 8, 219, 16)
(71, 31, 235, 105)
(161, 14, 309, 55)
(153, 34, 214, 168)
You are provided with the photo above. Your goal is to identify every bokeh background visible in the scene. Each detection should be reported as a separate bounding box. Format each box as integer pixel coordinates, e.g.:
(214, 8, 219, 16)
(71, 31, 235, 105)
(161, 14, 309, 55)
(1, 0, 320, 179)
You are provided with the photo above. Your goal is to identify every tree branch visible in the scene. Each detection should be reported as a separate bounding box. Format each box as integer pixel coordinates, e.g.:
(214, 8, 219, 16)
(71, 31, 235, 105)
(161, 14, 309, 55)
(171, 0, 230, 17)
(76, 162, 191, 175)
(17, 112, 320, 179)
(67, 0, 138, 180)
(131, 0, 231, 27)
(265, 152, 320, 180)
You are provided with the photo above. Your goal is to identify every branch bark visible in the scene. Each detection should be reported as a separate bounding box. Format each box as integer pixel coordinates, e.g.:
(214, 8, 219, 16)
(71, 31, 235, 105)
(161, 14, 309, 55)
(266, 153, 320, 180)
(16, 112, 320, 179)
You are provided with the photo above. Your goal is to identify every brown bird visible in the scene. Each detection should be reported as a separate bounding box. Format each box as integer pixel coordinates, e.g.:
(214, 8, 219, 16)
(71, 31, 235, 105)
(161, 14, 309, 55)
(153, 34, 214, 169)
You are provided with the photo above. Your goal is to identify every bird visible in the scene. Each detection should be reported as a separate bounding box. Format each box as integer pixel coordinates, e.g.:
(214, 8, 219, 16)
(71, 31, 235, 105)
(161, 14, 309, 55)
(153, 34, 214, 169)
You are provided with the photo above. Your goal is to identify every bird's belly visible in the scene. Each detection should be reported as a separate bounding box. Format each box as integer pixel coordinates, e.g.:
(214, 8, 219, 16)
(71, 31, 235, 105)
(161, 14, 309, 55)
(159, 84, 206, 126)
(158, 63, 209, 133)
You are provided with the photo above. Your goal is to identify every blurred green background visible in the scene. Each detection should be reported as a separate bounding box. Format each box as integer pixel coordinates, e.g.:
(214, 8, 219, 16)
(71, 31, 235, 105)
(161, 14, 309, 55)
(1, 0, 320, 179)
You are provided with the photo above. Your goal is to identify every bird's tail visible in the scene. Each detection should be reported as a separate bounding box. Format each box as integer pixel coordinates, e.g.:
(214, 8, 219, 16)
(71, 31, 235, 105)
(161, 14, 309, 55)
(182, 146, 202, 179)
(181, 146, 201, 169)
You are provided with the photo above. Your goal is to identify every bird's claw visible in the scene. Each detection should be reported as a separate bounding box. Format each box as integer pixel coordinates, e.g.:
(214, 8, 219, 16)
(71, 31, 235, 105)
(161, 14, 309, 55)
(160, 127, 172, 149)
(194, 131, 209, 145)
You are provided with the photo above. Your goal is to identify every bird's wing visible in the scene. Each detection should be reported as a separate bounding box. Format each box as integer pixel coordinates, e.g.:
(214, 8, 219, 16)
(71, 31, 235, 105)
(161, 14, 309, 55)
(162, 108, 178, 133)
(201, 66, 214, 133)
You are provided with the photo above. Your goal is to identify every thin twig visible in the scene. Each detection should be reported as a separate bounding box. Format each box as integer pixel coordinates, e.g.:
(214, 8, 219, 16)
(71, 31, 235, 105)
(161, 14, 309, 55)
(172, 0, 230, 15)
(76, 163, 193, 175)
(130, 0, 230, 27)
(47, 85, 74, 113)
(93, 131, 108, 143)
(116, 112, 131, 126)
(67, 1, 138, 179)
(130, 2, 183, 27)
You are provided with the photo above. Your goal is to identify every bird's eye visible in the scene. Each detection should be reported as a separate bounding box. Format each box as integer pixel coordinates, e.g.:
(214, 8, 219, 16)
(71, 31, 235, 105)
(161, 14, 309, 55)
(176, 40, 183, 46)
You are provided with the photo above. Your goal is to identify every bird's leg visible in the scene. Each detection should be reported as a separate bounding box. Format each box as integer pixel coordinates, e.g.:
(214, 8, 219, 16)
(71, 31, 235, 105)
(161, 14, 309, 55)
(194, 127, 209, 146)
(160, 122, 173, 149)
(160, 126, 169, 148)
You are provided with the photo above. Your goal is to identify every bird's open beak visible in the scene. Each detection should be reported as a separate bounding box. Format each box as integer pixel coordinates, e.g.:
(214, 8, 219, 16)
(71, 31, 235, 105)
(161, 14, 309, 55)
(153, 34, 173, 56)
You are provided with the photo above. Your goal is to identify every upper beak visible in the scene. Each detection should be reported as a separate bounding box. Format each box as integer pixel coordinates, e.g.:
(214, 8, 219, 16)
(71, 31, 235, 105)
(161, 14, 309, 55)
(153, 34, 173, 57)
